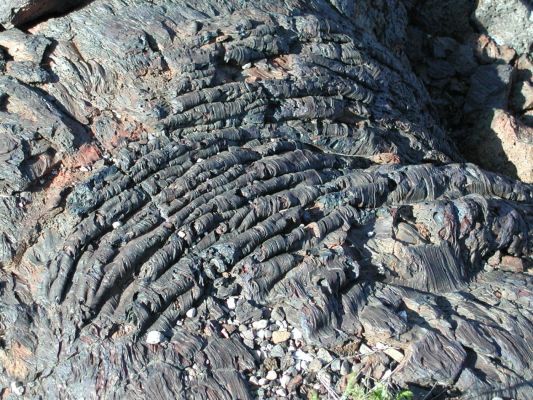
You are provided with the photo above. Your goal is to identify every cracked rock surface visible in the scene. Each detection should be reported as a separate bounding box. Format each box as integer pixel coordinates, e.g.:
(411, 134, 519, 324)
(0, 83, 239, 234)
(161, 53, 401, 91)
(0, 0, 532, 399)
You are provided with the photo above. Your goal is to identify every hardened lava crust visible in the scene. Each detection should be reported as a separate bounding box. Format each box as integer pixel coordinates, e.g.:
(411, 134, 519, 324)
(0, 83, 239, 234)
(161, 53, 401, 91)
(0, 1, 531, 399)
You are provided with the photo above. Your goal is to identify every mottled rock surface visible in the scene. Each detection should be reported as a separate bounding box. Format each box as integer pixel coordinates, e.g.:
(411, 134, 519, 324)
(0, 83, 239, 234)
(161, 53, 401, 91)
(0, 1, 531, 399)
(473, 0, 532, 55)
(406, 2, 533, 183)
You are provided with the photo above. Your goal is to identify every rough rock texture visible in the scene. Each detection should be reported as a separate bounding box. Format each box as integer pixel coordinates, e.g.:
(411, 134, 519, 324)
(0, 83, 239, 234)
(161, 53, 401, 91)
(0, 1, 531, 399)
(406, 1, 533, 183)
(0, 0, 85, 29)
(473, 0, 533, 55)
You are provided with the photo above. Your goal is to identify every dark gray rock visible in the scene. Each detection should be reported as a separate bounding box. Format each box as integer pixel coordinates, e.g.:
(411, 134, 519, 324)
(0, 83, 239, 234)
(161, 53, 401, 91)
(0, 0, 86, 28)
(0, 1, 531, 400)
(464, 63, 514, 113)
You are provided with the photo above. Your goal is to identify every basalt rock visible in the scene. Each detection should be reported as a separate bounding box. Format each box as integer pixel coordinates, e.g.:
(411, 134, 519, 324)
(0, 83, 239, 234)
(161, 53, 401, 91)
(405, 3, 533, 183)
(0, 1, 531, 399)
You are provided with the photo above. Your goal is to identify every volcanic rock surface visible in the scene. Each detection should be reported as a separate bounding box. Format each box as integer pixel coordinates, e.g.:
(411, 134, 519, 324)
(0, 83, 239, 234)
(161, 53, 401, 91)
(0, 0, 531, 399)
(407, 0, 533, 183)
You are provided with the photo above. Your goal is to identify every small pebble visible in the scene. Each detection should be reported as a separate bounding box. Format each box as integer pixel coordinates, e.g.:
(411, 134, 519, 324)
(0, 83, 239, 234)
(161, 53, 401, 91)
(272, 330, 291, 344)
(177, 231, 187, 238)
(226, 297, 236, 310)
(252, 319, 269, 330)
(241, 329, 254, 341)
(359, 343, 373, 354)
(186, 308, 197, 318)
(291, 328, 303, 340)
(266, 370, 278, 380)
(316, 348, 334, 363)
(112, 221, 122, 229)
(146, 330, 165, 344)
(270, 344, 285, 358)
(258, 378, 267, 386)
(276, 388, 287, 397)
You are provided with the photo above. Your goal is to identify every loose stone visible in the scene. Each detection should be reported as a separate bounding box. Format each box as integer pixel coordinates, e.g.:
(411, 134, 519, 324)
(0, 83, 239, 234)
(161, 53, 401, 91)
(272, 330, 291, 344)
(146, 330, 165, 344)
(226, 297, 237, 310)
(266, 370, 278, 381)
(252, 319, 269, 330)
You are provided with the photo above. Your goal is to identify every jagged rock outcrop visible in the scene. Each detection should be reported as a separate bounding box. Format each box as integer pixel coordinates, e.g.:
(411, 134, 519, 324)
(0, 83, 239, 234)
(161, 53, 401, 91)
(0, 1, 531, 399)
(406, 1, 533, 183)
(473, 0, 532, 55)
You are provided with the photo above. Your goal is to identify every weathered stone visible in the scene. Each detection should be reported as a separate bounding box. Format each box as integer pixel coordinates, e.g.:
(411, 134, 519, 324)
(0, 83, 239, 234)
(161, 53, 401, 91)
(473, 0, 533, 54)
(0, 2, 531, 400)
(272, 331, 291, 344)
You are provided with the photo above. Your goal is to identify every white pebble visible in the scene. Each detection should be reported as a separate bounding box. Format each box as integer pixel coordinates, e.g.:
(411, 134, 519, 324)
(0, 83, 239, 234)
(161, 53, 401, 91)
(252, 319, 268, 330)
(291, 328, 303, 340)
(276, 389, 287, 397)
(258, 378, 267, 385)
(112, 221, 122, 229)
(241, 329, 254, 341)
(266, 370, 278, 381)
(177, 230, 187, 238)
(226, 297, 236, 310)
(146, 330, 165, 344)
(186, 308, 197, 318)
(359, 343, 373, 354)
